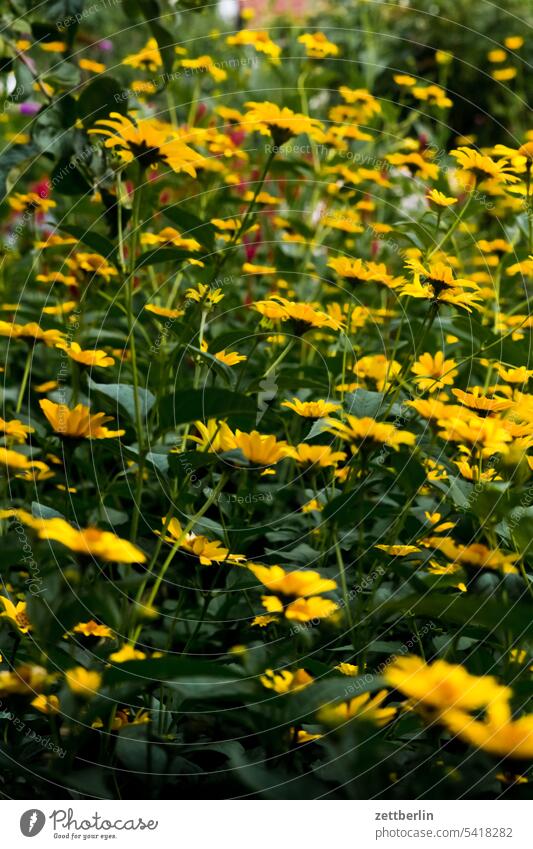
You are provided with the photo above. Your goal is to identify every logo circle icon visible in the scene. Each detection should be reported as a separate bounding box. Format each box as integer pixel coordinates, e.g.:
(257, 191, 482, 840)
(20, 810, 46, 837)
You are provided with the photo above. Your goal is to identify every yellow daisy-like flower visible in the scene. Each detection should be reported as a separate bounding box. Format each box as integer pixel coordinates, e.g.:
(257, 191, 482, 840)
(326, 415, 415, 452)
(0, 320, 65, 347)
(65, 667, 102, 698)
(234, 430, 288, 466)
(492, 68, 517, 82)
(0, 595, 31, 633)
(281, 398, 340, 418)
(427, 189, 458, 208)
(242, 101, 324, 145)
(55, 341, 115, 368)
(180, 55, 227, 83)
(213, 349, 247, 366)
(393, 74, 417, 86)
(298, 32, 339, 59)
(411, 352, 458, 392)
(8, 192, 56, 214)
(184, 419, 236, 453)
(72, 620, 113, 638)
(226, 30, 281, 59)
(141, 227, 201, 252)
(144, 304, 185, 319)
(0, 447, 50, 474)
(89, 113, 205, 175)
(450, 147, 518, 185)
(79, 58, 106, 74)
(0, 417, 34, 443)
(252, 296, 343, 332)
(437, 415, 513, 457)
(185, 284, 224, 305)
(283, 596, 338, 622)
(260, 668, 314, 693)
(336, 662, 359, 676)
(39, 400, 125, 439)
(285, 443, 346, 468)
(318, 691, 396, 726)
(451, 387, 512, 413)
(157, 517, 245, 566)
(443, 701, 533, 760)
(248, 563, 336, 597)
(400, 259, 482, 313)
(0, 664, 49, 697)
(3, 511, 146, 563)
(108, 645, 146, 663)
(384, 655, 510, 715)
(122, 37, 161, 71)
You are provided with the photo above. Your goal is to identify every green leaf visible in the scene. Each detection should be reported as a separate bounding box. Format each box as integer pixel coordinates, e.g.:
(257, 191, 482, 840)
(87, 377, 156, 420)
(77, 77, 128, 129)
(59, 224, 116, 261)
(162, 205, 216, 250)
(159, 388, 256, 429)
(344, 389, 385, 418)
(31, 96, 77, 157)
(135, 247, 198, 269)
(0, 141, 40, 200)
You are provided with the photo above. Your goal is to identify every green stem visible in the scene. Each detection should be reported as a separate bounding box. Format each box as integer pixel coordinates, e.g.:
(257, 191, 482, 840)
(428, 188, 475, 258)
(15, 347, 32, 414)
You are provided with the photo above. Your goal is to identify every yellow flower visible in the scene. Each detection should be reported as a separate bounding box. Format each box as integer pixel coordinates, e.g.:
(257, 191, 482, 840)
(145, 304, 185, 319)
(89, 113, 205, 175)
(185, 284, 224, 305)
(226, 30, 281, 59)
(260, 668, 313, 693)
(72, 620, 113, 638)
(384, 655, 510, 714)
(437, 415, 513, 457)
(180, 55, 227, 83)
(336, 662, 359, 676)
(32, 694, 60, 714)
(157, 517, 245, 566)
(248, 563, 336, 597)
(444, 701, 533, 759)
(184, 419, 236, 452)
(39, 400, 125, 439)
(252, 296, 343, 332)
(400, 259, 482, 313)
(0, 664, 49, 696)
(298, 32, 339, 59)
(283, 596, 338, 622)
(242, 101, 324, 145)
(39, 41, 66, 52)
(386, 152, 439, 180)
(0, 596, 31, 633)
(505, 36, 524, 49)
(488, 49, 507, 63)
(242, 262, 277, 275)
(234, 430, 288, 466)
(0, 447, 50, 474)
(2, 509, 146, 563)
(0, 321, 65, 347)
(122, 38, 161, 71)
(318, 691, 396, 726)
(65, 667, 102, 698)
(412, 352, 458, 392)
(282, 398, 340, 418)
(393, 74, 417, 86)
(450, 147, 518, 185)
(326, 415, 415, 451)
(451, 387, 512, 413)
(375, 544, 421, 556)
(0, 417, 34, 443)
(436, 50, 453, 65)
(66, 252, 118, 282)
(55, 341, 115, 368)
(213, 349, 247, 366)
(141, 227, 201, 251)
(427, 189, 458, 208)
(492, 67, 517, 81)
(285, 443, 346, 468)
(108, 645, 146, 663)
(79, 58, 106, 73)
(8, 192, 56, 214)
